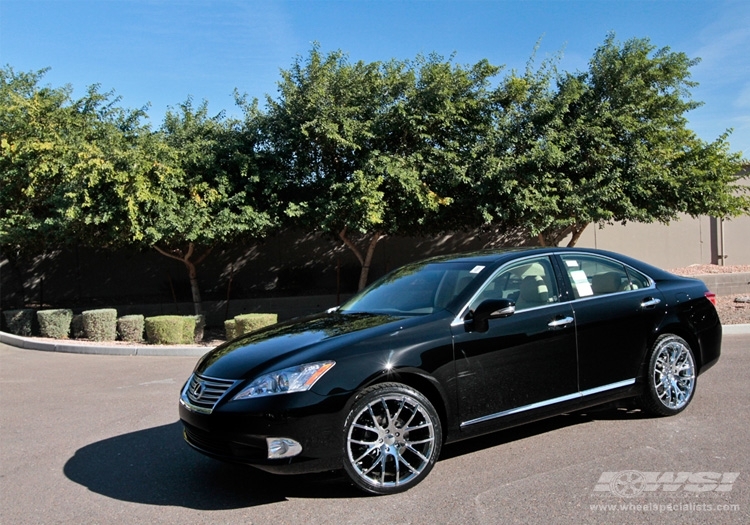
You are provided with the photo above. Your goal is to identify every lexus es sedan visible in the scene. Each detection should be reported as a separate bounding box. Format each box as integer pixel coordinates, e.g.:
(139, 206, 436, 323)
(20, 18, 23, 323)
(179, 247, 721, 495)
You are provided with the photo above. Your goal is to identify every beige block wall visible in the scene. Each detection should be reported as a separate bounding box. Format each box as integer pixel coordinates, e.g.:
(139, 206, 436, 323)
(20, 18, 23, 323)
(721, 216, 750, 266)
(570, 214, 749, 269)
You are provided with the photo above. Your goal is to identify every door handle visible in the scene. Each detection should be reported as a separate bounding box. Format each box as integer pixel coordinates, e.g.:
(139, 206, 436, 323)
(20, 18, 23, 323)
(548, 316, 574, 328)
(641, 297, 661, 308)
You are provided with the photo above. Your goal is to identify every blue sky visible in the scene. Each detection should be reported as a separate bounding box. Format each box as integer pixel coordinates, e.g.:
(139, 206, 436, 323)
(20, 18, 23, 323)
(1, 0, 748, 155)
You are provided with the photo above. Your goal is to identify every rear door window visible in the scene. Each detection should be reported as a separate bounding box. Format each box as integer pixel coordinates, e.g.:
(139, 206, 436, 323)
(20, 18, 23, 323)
(559, 254, 643, 299)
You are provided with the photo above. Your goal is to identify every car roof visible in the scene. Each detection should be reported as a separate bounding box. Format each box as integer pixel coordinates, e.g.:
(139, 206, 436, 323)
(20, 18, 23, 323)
(418, 246, 575, 265)
(420, 246, 677, 280)
(418, 248, 534, 265)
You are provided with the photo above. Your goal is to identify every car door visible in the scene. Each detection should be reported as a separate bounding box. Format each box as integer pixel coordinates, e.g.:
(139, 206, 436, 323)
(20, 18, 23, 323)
(556, 253, 664, 392)
(451, 255, 578, 428)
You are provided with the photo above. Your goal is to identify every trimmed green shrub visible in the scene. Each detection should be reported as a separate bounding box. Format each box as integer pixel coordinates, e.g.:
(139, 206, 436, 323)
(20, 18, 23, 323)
(82, 309, 118, 341)
(224, 319, 238, 341)
(181, 316, 195, 343)
(37, 309, 73, 339)
(3, 309, 35, 336)
(234, 313, 277, 336)
(145, 316, 196, 345)
(118, 315, 145, 343)
(71, 314, 85, 339)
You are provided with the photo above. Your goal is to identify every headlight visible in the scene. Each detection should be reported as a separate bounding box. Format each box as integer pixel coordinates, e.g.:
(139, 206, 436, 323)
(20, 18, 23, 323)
(232, 361, 335, 400)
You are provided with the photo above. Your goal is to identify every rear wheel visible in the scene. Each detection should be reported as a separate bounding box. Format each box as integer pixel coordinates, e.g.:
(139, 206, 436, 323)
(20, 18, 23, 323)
(640, 334, 696, 416)
(342, 383, 442, 495)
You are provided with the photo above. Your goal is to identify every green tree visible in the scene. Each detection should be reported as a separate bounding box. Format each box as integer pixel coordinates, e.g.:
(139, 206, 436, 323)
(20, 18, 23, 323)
(266, 47, 501, 290)
(1, 67, 69, 250)
(468, 49, 567, 243)
(264, 47, 393, 290)
(0, 66, 157, 252)
(389, 54, 502, 234)
(495, 35, 748, 247)
(127, 98, 273, 313)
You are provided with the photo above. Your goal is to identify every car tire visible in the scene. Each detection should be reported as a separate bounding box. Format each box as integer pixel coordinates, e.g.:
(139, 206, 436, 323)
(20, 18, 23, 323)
(639, 334, 697, 417)
(342, 382, 442, 495)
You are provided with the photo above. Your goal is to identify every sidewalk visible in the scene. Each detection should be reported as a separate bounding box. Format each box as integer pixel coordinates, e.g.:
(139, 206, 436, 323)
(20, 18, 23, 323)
(2, 325, 748, 357)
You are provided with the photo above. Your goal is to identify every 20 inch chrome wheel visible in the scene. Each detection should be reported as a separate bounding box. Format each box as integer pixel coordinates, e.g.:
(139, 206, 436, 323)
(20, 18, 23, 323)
(641, 335, 696, 416)
(343, 383, 442, 495)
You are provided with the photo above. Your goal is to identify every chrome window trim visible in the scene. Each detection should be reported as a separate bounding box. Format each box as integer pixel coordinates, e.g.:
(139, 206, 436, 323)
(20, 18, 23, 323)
(460, 378, 636, 428)
(451, 253, 561, 326)
(450, 251, 656, 327)
(555, 251, 656, 299)
(562, 282, 657, 306)
(450, 299, 563, 328)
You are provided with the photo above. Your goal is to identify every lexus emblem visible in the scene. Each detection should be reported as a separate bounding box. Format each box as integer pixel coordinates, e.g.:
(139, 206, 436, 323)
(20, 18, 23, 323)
(191, 381, 206, 400)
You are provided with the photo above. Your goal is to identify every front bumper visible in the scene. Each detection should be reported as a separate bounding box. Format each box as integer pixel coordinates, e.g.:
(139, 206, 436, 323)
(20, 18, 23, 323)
(179, 383, 350, 475)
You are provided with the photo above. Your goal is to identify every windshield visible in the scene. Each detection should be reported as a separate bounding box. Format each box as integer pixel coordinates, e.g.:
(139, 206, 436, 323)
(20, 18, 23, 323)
(340, 261, 487, 315)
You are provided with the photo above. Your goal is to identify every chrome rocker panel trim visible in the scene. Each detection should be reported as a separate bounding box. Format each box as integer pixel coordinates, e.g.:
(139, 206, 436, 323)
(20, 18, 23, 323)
(460, 378, 636, 428)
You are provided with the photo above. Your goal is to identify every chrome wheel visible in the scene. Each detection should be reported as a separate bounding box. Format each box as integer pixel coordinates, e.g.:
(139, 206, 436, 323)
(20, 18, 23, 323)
(653, 338, 695, 410)
(641, 335, 696, 416)
(343, 383, 441, 494)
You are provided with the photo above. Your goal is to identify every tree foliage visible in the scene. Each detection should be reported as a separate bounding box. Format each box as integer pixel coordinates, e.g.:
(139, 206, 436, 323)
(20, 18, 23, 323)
(0, 68, 273, 313)
(2, 34, 748, 299)
(265, 46, 501, 289)
(0, 67, 157, 252)
(128, 97, 274, 313)
(485, 35, 748, 247)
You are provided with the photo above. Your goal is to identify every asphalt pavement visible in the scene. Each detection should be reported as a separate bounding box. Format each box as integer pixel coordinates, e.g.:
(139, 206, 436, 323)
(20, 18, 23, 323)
(0, 334, 748, 524)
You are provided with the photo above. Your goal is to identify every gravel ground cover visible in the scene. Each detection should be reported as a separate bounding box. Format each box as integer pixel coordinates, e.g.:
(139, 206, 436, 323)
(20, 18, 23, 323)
(669, 264, 750, 325)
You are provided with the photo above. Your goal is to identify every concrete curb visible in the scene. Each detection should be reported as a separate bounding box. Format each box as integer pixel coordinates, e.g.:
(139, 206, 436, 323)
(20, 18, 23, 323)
(722, 324, 750, 336)
(0, 331, 213, 356)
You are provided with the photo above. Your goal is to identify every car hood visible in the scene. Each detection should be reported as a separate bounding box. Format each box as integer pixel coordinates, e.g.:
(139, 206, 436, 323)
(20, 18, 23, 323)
(195, 312, 403, 379)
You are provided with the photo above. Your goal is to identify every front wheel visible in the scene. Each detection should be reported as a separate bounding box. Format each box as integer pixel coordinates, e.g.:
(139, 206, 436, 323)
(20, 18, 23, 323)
(640, 334, 697, 416)
(342, 383, 442, 495)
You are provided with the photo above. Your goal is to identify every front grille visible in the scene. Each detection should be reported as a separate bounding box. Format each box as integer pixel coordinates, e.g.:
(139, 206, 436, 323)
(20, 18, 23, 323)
(184, 374, 237, 413)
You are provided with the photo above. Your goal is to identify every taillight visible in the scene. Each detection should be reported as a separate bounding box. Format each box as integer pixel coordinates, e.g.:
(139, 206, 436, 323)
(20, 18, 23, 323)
(705, 291, 717, 306)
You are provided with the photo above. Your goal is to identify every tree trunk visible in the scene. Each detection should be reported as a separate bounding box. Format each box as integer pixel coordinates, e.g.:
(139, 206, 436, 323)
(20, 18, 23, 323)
(186, 258, 202, 315)
(537, 222, 589, 247)
(339, 228, 386, 291)
(153, 242, 214, 315)
(566, 223, 588, 247)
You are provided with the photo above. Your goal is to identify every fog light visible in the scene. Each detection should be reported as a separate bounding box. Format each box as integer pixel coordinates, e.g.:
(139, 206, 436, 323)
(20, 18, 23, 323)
(266, 437, 302, 459)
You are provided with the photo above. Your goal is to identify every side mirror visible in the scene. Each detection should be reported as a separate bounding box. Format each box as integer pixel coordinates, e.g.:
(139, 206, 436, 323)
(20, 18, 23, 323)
(466, 299, 515, 333)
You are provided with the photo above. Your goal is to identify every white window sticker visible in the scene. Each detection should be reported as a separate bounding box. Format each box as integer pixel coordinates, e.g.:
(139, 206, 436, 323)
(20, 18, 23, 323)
(565, 260, 580, 268)
(470, 265, 485, 274)
(571, 270, 593, 297)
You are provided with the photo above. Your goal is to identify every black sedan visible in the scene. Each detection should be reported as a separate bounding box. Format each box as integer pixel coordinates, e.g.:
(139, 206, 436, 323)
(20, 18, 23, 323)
(179, 247, 721, 494)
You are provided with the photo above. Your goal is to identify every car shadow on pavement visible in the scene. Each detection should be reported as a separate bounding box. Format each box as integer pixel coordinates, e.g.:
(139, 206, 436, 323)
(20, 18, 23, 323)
(64, 408, 649, 507)
(63, 421, 359, 510)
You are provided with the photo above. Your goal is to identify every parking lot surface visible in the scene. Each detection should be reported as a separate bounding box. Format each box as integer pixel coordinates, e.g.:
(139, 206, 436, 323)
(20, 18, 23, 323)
(1, 335, 748, 524)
